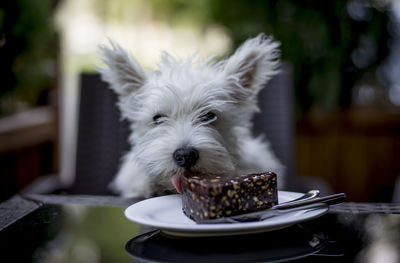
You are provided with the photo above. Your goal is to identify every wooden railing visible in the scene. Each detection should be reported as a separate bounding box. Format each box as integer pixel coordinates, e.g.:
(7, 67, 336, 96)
(296, 107, 400, 202)
(0, 106, 58, 201)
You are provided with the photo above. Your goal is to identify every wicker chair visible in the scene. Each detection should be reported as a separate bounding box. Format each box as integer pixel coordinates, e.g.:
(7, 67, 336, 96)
(27, 63, 330, 195)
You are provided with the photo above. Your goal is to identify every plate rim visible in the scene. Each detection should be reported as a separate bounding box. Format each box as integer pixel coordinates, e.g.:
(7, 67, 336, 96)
(125, 190, 328, 237)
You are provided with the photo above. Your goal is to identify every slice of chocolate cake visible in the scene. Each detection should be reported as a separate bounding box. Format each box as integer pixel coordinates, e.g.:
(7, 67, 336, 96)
(180, 171, 278, 222)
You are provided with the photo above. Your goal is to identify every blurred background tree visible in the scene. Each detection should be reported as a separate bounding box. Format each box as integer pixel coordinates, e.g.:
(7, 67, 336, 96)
(0, 0, 58, 116)
(214, 1, 393, 116)
(0, 0, 396, 117)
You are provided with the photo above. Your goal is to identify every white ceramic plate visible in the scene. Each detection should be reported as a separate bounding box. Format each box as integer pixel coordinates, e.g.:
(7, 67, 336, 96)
(125, 191, 328, 237)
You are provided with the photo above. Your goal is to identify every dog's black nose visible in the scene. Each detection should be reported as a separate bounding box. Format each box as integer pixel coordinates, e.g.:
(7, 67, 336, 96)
(173, 147, 199, 169)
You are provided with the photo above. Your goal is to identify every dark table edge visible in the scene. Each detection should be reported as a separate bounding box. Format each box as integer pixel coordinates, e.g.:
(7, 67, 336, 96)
(0, 195, 41, 231)
(0, 194, 141, 231)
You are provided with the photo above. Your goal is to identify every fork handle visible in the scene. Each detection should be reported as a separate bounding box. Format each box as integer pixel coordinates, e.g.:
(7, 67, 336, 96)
(273, 193, 347, 210)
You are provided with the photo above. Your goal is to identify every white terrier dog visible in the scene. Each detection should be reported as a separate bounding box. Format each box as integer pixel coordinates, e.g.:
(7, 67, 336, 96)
(99, 33, 284, 198)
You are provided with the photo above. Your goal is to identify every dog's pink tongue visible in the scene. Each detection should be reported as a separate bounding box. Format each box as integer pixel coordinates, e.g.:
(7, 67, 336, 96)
(171, 174, 182, 193)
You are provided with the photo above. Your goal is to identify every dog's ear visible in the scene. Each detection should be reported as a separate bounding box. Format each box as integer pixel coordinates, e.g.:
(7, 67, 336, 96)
(223, 34, 280, 99)
(99, 41, 146, 96)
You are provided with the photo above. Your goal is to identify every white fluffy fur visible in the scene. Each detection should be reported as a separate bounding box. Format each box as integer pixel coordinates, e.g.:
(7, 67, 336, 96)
(99, 33, 284, 198)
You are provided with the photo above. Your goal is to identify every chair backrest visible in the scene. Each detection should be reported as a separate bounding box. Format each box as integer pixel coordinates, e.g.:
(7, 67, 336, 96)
(72, 65, 294, 194)
(71, 73, 130, 194)
(252, 62, 295, 184)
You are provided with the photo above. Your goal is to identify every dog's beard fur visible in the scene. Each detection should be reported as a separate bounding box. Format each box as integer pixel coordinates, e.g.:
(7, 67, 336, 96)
(99, 33, 284, 197)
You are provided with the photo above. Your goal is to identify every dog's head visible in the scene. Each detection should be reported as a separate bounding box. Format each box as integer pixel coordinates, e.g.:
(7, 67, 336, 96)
(99, 34, 280, 191)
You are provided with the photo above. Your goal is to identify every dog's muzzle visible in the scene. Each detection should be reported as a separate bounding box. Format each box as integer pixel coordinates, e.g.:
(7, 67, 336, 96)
(173, 147, 199, 170)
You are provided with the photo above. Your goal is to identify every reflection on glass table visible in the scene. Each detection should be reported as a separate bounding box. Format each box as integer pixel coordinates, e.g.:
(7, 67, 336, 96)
(1, 204, 139, 263)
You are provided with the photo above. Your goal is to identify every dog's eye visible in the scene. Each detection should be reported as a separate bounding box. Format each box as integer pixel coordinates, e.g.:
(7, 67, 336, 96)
(199, 112, 217, 123)
(153, 114, 167, 125)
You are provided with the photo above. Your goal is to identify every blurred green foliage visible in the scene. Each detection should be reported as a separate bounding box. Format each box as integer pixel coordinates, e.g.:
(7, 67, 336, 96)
(0, 0, 392, 117)
(0, 0, 58, 116)
(208, 0, 391, 115)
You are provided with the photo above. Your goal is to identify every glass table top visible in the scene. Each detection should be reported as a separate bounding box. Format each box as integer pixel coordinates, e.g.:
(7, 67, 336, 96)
(1, 198, 400, 263)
